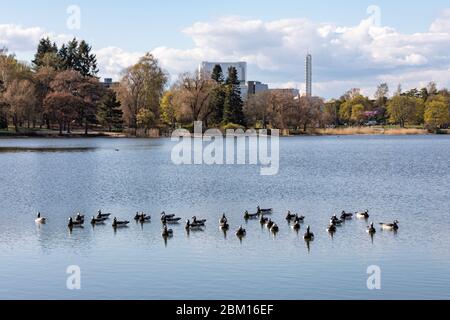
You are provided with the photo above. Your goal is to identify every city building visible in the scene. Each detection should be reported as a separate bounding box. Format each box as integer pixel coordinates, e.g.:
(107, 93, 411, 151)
(305, 53, 312, 97)
(269, 88, 300, 97)
(247, 81, 269, 95)
(101, 78, 118, 88)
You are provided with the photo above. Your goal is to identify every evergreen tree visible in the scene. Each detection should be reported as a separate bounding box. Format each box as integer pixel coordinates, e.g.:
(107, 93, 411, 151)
(97, 90, 123, 132)
(58, 38, 98, 77)
(32, 37, 59, 69)
(76, 40, 99, 77)
(210, 64, 226, 125)
(223, 67, 246, 125)
(59, 39, 77, 71)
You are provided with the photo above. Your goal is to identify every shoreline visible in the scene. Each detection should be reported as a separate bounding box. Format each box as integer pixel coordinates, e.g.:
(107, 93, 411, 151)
(0, 127, 447, 139)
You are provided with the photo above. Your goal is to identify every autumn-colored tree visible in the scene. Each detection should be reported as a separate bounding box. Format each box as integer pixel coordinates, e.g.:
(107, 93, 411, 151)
(339, 94, 371, 124)
(50, 70, 104, 134)
(160, 90, 180, 129)
(387, 95, 424, 127)
(351, 104, 365, 125)
(44, 92, 81, 134)
(49, 70, 104, 134)
(137, 108, 155, 133)
(3, 79, 36, 131)
(424, 97, 449, 132)
(118, 53, 167, 132)
(34, 66, 57, 128)
(244, 91, 273, 128)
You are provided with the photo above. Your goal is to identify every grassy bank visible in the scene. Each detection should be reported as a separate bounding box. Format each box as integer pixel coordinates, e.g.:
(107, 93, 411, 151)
(315, 127, 430, 136)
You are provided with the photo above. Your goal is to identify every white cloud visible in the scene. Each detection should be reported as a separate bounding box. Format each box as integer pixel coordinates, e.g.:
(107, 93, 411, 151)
(94, 46, 143, 79)
(0, 24, 72, 52)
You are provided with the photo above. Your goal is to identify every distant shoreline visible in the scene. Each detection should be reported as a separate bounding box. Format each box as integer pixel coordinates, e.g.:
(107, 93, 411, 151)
(0, 127, 447, 139)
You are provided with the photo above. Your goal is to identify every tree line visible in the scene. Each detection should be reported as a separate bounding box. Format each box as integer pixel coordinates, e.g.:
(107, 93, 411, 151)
(1, 37, 449, 135)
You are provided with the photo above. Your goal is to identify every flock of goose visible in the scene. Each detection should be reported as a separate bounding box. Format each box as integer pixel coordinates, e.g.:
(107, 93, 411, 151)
(34, 207, 400, 240)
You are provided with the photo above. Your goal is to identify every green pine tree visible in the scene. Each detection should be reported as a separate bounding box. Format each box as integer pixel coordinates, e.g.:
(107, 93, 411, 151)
(32, 37, 59, 69)
(58, 38, 98, 77)
(76, 40, 99, 77)
(223, 67, 246, 126)
(97, 90, 123, 132)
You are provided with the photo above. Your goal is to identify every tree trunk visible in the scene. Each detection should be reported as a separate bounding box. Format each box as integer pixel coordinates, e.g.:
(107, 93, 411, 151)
(85, 118, 89, 135)
(13, 115, 19, 132)
(59, 122, 63, 135)
(67, 122, 71, 134)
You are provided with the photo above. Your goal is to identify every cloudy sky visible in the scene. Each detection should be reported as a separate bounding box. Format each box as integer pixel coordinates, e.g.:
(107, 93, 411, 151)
(1, 0, 450, 98)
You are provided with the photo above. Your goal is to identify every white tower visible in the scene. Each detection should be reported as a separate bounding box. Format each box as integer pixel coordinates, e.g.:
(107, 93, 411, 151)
(305, 53, 312, 97)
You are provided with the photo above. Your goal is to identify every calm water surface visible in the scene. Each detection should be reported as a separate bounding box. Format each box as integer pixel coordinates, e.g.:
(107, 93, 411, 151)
(0, 136, 449, 300)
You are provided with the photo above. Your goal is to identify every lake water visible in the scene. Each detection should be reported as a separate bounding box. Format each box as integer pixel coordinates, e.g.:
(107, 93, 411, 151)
(0, 136, 449, 300)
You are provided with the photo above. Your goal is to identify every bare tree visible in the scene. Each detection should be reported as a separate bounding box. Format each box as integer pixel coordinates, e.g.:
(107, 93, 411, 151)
(117, 53, 167, 132)
(3, 79, 36, 131)
(173, 71, 216, 126)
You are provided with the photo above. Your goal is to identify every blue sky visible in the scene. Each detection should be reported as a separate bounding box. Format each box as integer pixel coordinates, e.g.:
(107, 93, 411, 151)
(1, 0, 450, 97)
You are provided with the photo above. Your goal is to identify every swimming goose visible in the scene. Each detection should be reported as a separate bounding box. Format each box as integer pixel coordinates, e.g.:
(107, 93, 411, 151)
(260, 216, 269, 224)
(257, 206, 273, 215)
(304, 226, 315, 241)
(356, 210, 370, 219)
(185, 219, 204, 231)
(236, 226, 246, 237)
(35, 212, 46, 224)
(293, 214, 305, 223)
(327, 224, 337, 233)
(160, 212, 176, 221)
(340, 211, 353, 220)
(75, 213, 85, 222)
(162, 216, 182, 224)
(162, 225, 174, 237)
(91, 216, 106, 225)
(134, 212, 145, 220)
(271, 224, 279, 233)
(291, 221, 301, 231)
(220, 221, 230, 229)
(192, 216, 207, 225)
(97, 210, 111, 219)
(112, 218, 130, 228)
(379, 220, 399, 231)
(68, 217, 84, 228)
(244, 211, 259, 220)
(330, 215, 343, 226)
(285, 211, 296, 221)
(367, 222, 376, 234)
(139, 215, 152, 223)
(219, 213, 228, 225)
